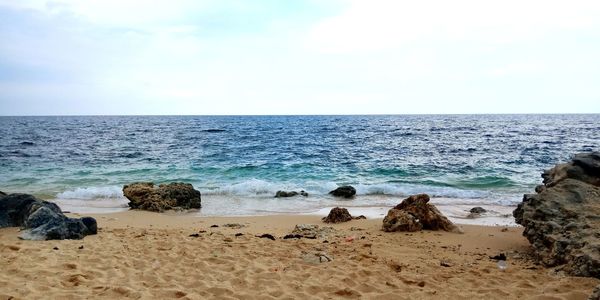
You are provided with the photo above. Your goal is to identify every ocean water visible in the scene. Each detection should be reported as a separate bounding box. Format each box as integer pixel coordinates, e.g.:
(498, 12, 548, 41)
(1, 115, 599, 222)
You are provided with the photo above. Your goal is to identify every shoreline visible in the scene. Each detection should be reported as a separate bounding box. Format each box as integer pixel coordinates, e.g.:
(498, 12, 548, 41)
(1, 211, 598, 299)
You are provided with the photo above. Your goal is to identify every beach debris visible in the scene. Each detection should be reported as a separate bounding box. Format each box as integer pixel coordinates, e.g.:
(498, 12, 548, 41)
(222, 223, 245, 229)
(350, 227, 364, 231)
(388, 261, 403, 272)
(122, 182, 201, 212)
(440, 260, 453, 267)
(291, 224, 336, 239)
(0, 193, 97, 240)
(497, 260, 508, 271)
(302, 251, 332, 264)
(501, 228, 509, 232)
(514, 152, 600, 278)
(489, 253, 507, 261)
(223, 237, 233, 242)
(235, 233, 244, 237)
(53, 247, 59, 250)
(210, 225, 219, 228)
(329, 186, 356, 198)
(345, 236, 356, 242)
(257, 234, 276, 240)
(322, 207, 353, 223)
(275, 190, 308, 198)
(189, 233, 201, 237)
(78, 245, 84, 250)
(382, 194, 460, 233)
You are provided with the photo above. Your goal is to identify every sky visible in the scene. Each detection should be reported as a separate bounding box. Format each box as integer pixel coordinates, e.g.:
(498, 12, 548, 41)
(0, 0, 599, 115)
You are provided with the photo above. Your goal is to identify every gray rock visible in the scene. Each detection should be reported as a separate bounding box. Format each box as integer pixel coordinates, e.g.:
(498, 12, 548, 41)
(329, 186, 356, 198)
(291, 224, 335, 239)
(514, 152, 600, 278)
(0, 193, 97, 240)
(123, 182, 201, 212)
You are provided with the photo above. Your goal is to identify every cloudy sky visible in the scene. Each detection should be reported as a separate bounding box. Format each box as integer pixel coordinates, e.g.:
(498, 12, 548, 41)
(1, 0, 599, 115)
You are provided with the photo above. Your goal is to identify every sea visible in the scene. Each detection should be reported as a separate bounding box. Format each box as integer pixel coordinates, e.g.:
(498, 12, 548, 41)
(1, 115, 599, 225)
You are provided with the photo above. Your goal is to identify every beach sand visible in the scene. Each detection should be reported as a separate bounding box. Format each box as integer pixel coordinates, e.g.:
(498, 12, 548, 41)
(0, 211, 598, 299)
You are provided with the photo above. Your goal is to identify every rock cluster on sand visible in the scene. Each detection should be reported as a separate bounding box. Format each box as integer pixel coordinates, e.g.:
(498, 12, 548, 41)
(382, 194, 459, 233)
(322, 207, 366, 223)
(291, 224, 335, 239)
(0, 193, 97, 240)
(514, 152, 600, 278)
(123, 182, 201, 212)
(329, 186, 356, 198)
(275, 190, 308, 198)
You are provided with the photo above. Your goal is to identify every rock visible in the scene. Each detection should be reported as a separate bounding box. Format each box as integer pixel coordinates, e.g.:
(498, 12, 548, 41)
(589, 285, 600, 300)
(256, 234, 276, 240)
(322, 207, 353, 223)
(489, 253, 507, 261)
(122, 182, 201, 212)
(222, 223, 245, 229)
(275, 190, 308, 197)
(383, 194, 459, 232)
(0, 193, 97, 240)
(291, 224, 335, 239)
(382, 209, 422, 232)
(0, 191, 6, 197)
(469, 207, 486, 214)
(329, 186, 356, 198)
(514, 152, 600, 278)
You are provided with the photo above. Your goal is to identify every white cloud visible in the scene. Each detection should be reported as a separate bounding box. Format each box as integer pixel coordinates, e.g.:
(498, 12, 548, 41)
(306, 0, 600, 53)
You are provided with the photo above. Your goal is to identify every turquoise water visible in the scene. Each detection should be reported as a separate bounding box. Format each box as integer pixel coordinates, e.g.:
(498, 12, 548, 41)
(1, 114, 599, 216)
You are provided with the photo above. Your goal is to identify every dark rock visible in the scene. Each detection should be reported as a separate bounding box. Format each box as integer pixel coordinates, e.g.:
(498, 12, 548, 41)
(469, 207, 487, 214)
(514, 152, 600, 278)
(189, 233, 200, 237)
(235, 233, 244, 237)
(329, 186, 356, 198)
(353, 215, 366, 220)
(53, 247, 59, 250)
(283, 234, 303, 239)
(257, 234, 276, 240)
(0, 191, 6, 197)
(275, 190, 308, 198)
(210, 225, 219, 228)
(0, 193, 97, 240)
(123, 182, 201, 212)
(78, 245, 84, 249)
(383, 194, 459, 232)
(322, 207, 353, 223)
(490, 253, 507, 261)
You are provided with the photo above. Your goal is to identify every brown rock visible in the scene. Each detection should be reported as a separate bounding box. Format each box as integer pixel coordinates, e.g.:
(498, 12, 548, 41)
(382, 209, 422, 232)
(391, 194, 459, 232)
(123, 182, 201, 212)
(322, 207, 353, 223)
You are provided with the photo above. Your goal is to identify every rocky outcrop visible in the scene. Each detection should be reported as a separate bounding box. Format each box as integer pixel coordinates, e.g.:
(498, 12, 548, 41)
(329, 186, 356, 198)
(0, 193, 97, 240)
(123, 182, 201, 212)
(275, 190, 308, 198)
(514, 152, 600, 278)
(382, 194, 459, 232)
(291, 224, 335, 239)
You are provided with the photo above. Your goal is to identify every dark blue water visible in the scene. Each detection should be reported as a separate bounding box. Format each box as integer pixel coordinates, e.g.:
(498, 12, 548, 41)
(1, 115, 598, 214)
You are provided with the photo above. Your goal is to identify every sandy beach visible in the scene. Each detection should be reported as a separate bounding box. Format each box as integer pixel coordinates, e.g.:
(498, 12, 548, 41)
(1, 211, 597, 299)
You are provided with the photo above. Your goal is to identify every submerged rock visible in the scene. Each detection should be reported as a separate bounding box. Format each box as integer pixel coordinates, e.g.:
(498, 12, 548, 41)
(275, 190, 308, 198)
(514, 152, 600, 278)
(322, 207, 353, 223)
(329, 186, 356, 198)
(469, 207, 487, 214)
(382, 194, 459, 232)
(123, 182, 201, 212)
(0, 193, 97, 240)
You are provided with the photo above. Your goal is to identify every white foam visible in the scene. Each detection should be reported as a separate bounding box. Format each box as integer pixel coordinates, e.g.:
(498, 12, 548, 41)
(56, 186, 125, 200)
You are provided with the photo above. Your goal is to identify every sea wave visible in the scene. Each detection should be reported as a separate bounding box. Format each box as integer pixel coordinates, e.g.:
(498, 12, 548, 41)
(56, 186, 125, 200)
